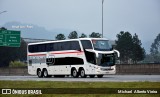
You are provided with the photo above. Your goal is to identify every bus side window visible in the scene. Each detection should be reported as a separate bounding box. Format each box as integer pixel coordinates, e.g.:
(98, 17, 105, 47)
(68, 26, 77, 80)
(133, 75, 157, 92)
(46, 43, 50, 51)
(38, 44, 46, 52)
(81, 40, 92, 49)
(54, 43, 58, 51)
(32, 45, 38, 53)
(28, 45, 33, 53)
(71, 41, 80, 50)
(46, 43, 54, 51)
(53, 42, 63, 51)
(63, 41, 71, 50)
(58, 42, 63, 50)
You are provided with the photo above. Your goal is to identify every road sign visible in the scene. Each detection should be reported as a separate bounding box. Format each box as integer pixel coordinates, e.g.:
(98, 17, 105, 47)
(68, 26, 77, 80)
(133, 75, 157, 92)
(0, 30, 21, 47)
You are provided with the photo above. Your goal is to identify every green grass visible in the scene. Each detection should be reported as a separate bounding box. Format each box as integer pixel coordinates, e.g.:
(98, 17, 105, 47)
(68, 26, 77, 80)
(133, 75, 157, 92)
(0, 81, 160, 97)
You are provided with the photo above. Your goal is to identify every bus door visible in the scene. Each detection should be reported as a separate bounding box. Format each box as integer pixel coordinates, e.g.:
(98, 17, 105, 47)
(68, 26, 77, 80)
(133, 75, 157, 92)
(46, 52, 56, 74)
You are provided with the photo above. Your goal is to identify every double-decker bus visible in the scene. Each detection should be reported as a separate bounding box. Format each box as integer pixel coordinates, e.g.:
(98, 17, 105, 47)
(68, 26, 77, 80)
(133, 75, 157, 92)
(27, 38, 120, 78)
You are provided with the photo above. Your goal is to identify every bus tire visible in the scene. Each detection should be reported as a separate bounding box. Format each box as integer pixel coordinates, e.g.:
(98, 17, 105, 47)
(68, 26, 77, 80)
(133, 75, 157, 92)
(80, 69, 86, 78)
(37, 69, 43, 78)
(72, 69, 79, 78)
(97, 75, 103, 78)
(43, 69, 51, 78)
(89, 75, 95, 78)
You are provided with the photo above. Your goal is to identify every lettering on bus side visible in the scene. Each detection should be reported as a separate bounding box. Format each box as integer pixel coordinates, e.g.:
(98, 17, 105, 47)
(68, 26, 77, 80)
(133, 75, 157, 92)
(29, 56, 46, 64)
(29, 60, 32, 66)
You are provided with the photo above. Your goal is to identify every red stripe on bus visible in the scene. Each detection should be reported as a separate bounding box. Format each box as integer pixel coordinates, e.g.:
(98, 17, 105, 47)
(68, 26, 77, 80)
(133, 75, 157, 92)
(50, 51, 83, 54)
(28, 54, 46, 56)
(28, 51, 83, 56)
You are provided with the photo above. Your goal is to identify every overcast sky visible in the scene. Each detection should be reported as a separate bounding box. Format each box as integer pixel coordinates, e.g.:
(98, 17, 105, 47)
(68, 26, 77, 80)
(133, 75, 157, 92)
(0, 0, 160, 52)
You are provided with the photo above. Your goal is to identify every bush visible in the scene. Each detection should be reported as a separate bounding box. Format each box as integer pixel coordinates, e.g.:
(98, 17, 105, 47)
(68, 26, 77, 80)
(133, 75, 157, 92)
(9, 61, 27, 67)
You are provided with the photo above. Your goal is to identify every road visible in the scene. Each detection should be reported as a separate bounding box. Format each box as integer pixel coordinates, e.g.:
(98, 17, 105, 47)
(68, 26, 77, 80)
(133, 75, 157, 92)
(0, 75, 160, 82)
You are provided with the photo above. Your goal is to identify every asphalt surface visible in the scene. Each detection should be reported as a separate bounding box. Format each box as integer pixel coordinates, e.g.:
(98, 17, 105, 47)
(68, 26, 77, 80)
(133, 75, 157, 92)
(0, 75, 160, 82)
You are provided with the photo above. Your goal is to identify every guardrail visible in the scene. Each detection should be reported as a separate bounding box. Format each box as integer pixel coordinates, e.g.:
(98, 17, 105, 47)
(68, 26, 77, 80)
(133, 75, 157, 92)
(0, 64, 160, 75)
(0, 67, 29, 76)
(116, 64, 160, 75)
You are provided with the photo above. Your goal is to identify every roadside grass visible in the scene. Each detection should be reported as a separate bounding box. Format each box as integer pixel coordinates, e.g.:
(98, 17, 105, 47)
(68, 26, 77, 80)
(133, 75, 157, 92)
(0, 81, 159, 97)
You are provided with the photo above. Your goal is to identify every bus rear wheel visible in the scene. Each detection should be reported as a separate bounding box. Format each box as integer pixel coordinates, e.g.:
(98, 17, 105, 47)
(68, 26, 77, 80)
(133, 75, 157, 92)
(80, 69, 86, 78)
(72, 69, 79, 78)
(37, 69, 43, 78)
(97, 75, 103, 78)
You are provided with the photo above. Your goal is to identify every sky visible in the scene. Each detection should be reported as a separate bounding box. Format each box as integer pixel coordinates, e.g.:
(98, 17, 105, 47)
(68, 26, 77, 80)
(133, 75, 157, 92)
(0, 0, 160, 53)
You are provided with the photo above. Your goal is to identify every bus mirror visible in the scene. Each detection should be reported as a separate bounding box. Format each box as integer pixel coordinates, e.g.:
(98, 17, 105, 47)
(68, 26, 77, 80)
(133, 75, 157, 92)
(114, 50, 120, 58)
(95, 52, 99, 58)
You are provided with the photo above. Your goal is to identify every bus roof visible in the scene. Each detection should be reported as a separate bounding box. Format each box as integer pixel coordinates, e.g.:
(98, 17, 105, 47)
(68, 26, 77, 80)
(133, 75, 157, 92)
(79, 38, 108, 40)
(28, 38, 109, 45)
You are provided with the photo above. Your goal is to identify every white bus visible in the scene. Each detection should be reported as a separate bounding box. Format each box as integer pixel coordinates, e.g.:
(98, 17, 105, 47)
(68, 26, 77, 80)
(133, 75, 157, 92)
(27, 38, 120, 78)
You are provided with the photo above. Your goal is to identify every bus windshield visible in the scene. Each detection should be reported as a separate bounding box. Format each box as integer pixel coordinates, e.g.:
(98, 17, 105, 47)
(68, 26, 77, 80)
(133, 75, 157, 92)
(92, 40, 112, 51)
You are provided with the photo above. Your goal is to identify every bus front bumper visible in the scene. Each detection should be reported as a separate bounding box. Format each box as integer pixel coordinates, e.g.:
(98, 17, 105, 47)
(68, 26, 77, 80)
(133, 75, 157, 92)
(96, 66, 116, 75)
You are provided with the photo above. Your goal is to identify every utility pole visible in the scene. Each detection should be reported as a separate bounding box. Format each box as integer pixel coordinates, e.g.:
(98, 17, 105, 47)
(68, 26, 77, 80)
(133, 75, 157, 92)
(102, 0, 104, 38)
(0, 11, 7, 29)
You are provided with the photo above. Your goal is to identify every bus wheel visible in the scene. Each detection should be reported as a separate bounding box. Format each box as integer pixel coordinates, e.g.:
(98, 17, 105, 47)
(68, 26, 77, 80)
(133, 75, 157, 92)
(43, 69, 51, 78)
(72, 69, 79, 78)
(97, 75, 103, 78)
(80, 69, 86, 78)
(89, 75, 95, 78)
(37, 69, 43, 78)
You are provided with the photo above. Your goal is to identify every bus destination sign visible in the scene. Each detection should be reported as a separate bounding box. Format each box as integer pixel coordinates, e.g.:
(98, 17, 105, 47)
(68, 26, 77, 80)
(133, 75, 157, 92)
(0, 30, 21, 47)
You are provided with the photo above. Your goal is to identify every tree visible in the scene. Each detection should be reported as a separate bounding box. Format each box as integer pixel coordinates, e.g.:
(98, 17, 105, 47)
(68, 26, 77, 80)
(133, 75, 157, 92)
(0, 38, 27, 67)
(132, 33, 145, 63)
(89, 32, 101, 38)
(150, 33, 160, 62)
(0, 27, 7, 30)
(55, 33, 66, 40)
(0, 27, 27, 67)
(115, 31, 145, 64)
(79, 33, 87, 38)
(68, 31, 78, 39)
(115, 31, 133, 64)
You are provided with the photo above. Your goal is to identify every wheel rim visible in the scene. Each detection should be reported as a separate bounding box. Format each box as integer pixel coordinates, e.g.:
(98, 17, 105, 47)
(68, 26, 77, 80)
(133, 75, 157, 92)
(38, 71, 41, 76)
(73, 70, 77, 77)
(44, 70, 47, 77)
(81, 70, 85, 77)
